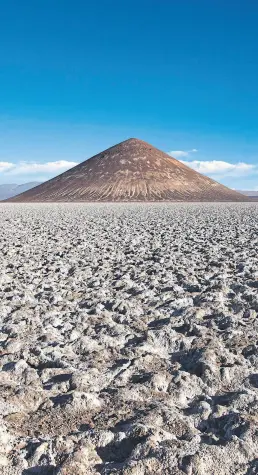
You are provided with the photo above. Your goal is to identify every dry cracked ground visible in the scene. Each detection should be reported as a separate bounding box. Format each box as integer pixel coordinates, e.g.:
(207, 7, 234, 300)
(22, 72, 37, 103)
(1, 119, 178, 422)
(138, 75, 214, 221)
(1, 203, 258, 475)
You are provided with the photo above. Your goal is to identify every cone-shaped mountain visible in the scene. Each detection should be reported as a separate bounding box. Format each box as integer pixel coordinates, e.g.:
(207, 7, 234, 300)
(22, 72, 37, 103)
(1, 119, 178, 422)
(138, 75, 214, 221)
(8, 138, 247, 202)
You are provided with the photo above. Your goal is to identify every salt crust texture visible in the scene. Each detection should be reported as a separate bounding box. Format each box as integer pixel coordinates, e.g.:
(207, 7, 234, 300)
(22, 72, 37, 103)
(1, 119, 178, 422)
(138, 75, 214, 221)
(0, 203, 258, 475)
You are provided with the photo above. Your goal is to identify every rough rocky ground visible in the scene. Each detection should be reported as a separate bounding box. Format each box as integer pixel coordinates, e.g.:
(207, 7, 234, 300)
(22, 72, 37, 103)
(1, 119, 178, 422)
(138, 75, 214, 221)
(0, 203, 258, 475)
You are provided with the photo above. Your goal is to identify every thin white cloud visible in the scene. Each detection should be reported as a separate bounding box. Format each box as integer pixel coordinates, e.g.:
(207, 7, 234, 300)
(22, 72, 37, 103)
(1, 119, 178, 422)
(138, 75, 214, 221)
(168, 147, 256, 179)
(0, 161, 15, 173)
(169, 149, 198, 158)
(0, 160, 78, 176)
(181, 159, 256, 177)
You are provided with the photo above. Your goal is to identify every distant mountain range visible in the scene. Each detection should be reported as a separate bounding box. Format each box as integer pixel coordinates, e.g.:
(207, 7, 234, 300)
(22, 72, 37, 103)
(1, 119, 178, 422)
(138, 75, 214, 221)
(0, 182, 41, 200)
(238, 190, 258, 197)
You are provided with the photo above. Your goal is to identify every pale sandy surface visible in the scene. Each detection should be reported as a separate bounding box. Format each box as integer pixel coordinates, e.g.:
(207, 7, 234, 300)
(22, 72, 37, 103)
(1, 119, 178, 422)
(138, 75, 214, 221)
(1, 203, 258, 475)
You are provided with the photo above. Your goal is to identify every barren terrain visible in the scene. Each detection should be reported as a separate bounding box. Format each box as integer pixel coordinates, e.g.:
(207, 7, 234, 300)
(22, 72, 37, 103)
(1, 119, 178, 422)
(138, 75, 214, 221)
(8, 139, 247, 202)
(1, 203, 258, 474)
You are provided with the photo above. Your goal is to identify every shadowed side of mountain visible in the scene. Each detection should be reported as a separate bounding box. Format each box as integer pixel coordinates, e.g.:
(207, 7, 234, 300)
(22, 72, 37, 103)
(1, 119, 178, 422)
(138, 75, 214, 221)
(7, 139, 249, 202)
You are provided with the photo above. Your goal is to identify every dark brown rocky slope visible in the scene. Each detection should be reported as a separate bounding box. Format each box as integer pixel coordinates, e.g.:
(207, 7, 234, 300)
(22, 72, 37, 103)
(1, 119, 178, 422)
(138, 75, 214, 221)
(8, 138, 247, 202)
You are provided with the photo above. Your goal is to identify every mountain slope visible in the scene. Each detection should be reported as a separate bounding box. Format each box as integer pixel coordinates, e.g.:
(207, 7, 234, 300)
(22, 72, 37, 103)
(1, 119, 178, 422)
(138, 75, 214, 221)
(8, 139, 247, 202)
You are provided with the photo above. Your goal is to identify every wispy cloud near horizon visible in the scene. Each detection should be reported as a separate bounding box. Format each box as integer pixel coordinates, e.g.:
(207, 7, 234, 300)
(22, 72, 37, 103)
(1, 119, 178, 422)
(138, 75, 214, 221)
(169, 149, 198, 158)
(168, 147, 257, 179)
(0, 160, 78, 177)
(0, 161, 15, 173)
(181, 159, 256, 177)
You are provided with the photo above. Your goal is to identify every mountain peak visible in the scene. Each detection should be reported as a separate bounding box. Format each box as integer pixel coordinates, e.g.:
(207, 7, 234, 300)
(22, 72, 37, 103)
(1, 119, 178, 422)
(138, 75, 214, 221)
(8, 139, 248, 202)
(125, 137, 142, 142)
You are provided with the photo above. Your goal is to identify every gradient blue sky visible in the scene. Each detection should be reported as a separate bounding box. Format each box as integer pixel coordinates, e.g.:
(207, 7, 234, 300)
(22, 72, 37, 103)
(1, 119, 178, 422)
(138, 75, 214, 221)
(1, 0, 258, 189)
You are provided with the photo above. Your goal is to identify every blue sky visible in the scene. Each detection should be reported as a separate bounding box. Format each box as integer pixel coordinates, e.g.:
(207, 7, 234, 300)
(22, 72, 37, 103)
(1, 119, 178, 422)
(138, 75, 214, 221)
(1, 1, 258, 189)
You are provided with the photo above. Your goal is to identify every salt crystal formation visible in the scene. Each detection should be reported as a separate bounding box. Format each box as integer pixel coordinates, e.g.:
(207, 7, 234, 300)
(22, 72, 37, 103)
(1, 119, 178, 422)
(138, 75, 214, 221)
(1, 203, 258, 475)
